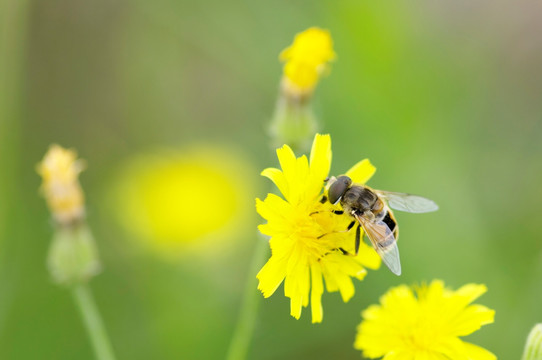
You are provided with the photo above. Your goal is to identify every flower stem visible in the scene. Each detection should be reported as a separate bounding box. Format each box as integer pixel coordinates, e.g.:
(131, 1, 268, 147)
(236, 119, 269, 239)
(72, 284, 117, 360)
(226, 234, 269, 360)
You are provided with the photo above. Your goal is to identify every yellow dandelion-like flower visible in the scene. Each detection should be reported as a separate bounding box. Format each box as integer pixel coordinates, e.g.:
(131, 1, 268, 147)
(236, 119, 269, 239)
(256, 134, 381, 323)
(112, 146, 254, 259)
(37, 144, 86, 225)
(280, 27, 336, 96)
(355, 280, 496, 360)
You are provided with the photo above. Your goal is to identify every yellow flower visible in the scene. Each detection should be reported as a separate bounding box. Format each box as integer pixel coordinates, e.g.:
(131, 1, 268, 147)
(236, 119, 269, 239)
(280, 27, 336, 96)
(355, 280, 496, 360)
(112, 146, 254, 259)
(37, 144, 86, 225)
(256, 134, 381, 323)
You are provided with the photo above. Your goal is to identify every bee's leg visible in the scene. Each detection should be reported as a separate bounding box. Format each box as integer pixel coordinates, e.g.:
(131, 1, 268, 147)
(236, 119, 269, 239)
(339, 223, 359, 256)
(319, 220, 358, 258)
(321, 246, 353, 259)
(355, 224, 361, 255)
(320, 195, 327, 204)
(317, 220, 356, 239)
(310, 209, 343, 216)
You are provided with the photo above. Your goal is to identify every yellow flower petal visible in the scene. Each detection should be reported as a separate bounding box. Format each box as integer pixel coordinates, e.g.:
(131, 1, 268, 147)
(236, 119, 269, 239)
(255, 194, 293, 230)
(434, 337, 470, 360)
(345, 158, 376, 184)
(307, 133, 332, 199)
(462, 342, 497, 360)
(335, 273, 355, 302)
(257, 255, 288, 298)
(310, 264, 324, 323)
(284, 247, 310, 319)
(382, 352, 415, 360)
(455, 283, 488, 306)
(448, 305, 495, 336)
(275, 145, 297, 201)
(261, 167, 288, 199)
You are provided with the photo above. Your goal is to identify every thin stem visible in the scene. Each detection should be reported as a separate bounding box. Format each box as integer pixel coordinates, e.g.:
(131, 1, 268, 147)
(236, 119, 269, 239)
(72, 284, 117, 360)
(226, 234, 269, 360)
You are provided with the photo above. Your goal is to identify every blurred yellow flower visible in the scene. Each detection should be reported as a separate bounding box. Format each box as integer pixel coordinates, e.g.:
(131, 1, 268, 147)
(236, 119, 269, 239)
(112, 146, 254, 259)
(256, 134, 381, 323)
(355, 280, 496, 360)
(280, 27, 336, 96)
(37, 144, 86, 225)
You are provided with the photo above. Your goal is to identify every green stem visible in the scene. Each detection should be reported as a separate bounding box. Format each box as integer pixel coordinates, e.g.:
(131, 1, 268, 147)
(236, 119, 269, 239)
(226, 234, 269, 360)
(72, 284, 117, 360)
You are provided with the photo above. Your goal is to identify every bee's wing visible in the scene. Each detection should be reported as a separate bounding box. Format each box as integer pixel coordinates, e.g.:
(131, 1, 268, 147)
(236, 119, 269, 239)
(375, 190, 438, 213)
(355, 214, 401, 276)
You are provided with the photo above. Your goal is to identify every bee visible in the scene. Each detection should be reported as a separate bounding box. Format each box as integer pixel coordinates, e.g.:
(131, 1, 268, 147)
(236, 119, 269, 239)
(325, 175, 438, 276)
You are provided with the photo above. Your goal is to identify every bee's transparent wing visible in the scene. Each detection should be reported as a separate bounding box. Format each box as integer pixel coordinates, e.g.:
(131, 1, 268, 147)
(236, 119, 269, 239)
(355, 214, 401, 276)
(375, 190, 438, 213)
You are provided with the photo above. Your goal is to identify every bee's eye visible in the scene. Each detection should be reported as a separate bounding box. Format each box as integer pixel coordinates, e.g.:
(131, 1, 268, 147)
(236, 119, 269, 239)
(327, 176, 352, 205)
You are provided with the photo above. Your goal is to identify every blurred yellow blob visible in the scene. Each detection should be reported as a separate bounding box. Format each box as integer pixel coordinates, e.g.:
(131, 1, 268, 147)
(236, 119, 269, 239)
(113, 146, 254, 258)
(280, 27, 336, 96)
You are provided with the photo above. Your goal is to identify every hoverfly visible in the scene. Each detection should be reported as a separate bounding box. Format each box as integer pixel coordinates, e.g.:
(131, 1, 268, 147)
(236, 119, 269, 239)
(324, 175, 438, 276)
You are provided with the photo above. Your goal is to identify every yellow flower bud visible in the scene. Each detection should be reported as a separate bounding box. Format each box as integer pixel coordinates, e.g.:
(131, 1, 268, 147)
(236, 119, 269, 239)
(279, 27, 336, 97)
(37, 144, 86, 225)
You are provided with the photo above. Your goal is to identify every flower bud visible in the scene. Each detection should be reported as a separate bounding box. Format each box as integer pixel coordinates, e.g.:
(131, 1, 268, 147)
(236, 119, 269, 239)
(47, 224, 101, 285)
(269, 27, 336, 153)
(37, 144, 86, 225)
(522, 323, 542, 360)
(37, 145, 101, 285)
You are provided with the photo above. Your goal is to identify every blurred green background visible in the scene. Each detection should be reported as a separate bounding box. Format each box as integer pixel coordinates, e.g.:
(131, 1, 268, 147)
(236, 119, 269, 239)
(1, 0, 542, 359)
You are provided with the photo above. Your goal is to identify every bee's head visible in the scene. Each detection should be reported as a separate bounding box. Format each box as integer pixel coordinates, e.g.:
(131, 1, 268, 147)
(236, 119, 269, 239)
(327, 175, 352, 205)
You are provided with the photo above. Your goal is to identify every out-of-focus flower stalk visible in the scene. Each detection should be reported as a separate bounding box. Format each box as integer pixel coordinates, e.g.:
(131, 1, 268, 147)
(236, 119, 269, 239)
(522, 323, 542, 360)
(72, 284, 117, 360)
(37, 145, 116, 360)
(227, 27, 336, 360)
(225, 232, 269, 360)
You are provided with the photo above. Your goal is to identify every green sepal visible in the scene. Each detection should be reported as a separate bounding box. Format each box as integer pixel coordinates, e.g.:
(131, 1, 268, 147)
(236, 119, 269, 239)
(47, 223, 101, 285)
